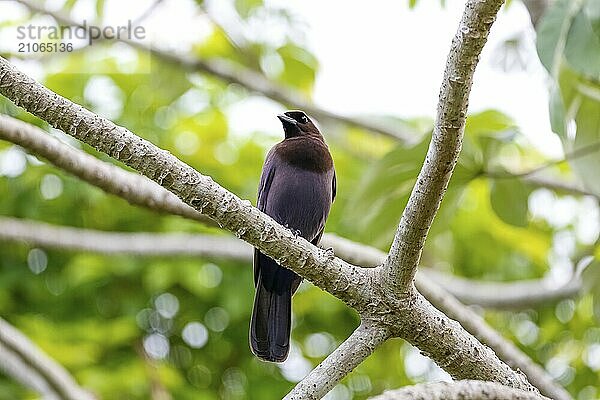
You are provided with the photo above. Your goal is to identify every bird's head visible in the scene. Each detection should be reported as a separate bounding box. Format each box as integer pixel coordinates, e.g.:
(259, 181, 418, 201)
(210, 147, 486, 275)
(277, 110, 321, 139)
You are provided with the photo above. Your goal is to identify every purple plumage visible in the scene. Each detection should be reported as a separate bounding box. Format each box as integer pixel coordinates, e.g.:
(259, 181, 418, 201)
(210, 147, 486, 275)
(250, 111, 336, 362)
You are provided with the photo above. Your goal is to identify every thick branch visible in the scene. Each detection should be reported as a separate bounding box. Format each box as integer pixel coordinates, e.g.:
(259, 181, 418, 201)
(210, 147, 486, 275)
(14, 0, 414, 143)
(285, 323, 390, 400)
(0, 56, 373, 312)
(392, 291, 536, 392)
(0, 317, 95, 400)
(384, 0, 505, 290)
(417, 278, 572, 400)
(370, 380, 549, 400)
(326, 237, 569, 398)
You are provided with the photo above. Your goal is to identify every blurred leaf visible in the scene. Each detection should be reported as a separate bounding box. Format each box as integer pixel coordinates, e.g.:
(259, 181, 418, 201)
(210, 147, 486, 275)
(549, 85, 567, 138)
(465, 109, 516, 137)
(64, 0, 79, 10)
(537, 0, 580, 75)
(463, 109, 517, 171)
(194, 28, 239, 61)
(344, 134, 475, 248)
(451, 180, 550, 280)
(235, 0, 263, 18)
(584, 260, 600, 321)
(564, 4, 600, 77)
(553, 66, 600, 195)
(276, 44, 318, 95)
(490, 178, 530, 227)
(96, 0, 106, 18)
(537, 0, 600, 77)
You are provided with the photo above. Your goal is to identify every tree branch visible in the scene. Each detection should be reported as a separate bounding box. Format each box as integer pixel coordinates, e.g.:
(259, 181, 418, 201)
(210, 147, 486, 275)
(13, 0, 415, 143)
(0, 341, 59, 398)
(0, 55, 373, 311)
(0, 214, 570, 398)
(0, 114, 215, 226)
(0, 215, 581, 309)
(523, 174, 597, 198)
(369, 380, 549, 400)
(384, 0, 505, 291)
(0, 317, 95, 400)
(391, 290, 537, 393)
(425, 269, 582, 309)
(416, 278, 573, 400)
(0, 216, 249, 259)
(284, 323, 390, 400)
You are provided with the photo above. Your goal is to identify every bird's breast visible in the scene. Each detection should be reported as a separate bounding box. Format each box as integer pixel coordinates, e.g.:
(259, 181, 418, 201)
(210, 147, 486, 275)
(274, 138, 333, 173)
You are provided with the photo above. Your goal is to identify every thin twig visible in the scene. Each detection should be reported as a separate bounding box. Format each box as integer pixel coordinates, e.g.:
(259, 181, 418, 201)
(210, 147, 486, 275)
(487, 139, 600, 179)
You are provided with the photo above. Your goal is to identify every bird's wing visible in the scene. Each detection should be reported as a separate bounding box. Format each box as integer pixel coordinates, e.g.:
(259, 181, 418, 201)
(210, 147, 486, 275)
(332, 169, 336, 202)
(257, 149, 276, 212)
(254, 150, 277, 285)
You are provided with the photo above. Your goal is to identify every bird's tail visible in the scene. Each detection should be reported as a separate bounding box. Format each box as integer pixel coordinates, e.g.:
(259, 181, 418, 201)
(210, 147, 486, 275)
(250, 254, 296, 363)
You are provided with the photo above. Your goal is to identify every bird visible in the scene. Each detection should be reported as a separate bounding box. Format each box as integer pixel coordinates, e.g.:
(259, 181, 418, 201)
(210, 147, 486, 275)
(250, 110, 336, 363)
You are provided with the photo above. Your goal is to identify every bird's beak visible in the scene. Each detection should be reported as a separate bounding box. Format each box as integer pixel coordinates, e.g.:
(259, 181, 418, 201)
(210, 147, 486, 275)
(277, 114, 297, 126)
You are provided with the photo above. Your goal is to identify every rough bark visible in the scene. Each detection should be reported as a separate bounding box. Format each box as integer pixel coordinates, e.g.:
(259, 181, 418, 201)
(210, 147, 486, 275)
(416, 278, 573, 400)
(284, 323, 391, 400)
(370, 380, 550, 400)
(384, 0, 505, 291)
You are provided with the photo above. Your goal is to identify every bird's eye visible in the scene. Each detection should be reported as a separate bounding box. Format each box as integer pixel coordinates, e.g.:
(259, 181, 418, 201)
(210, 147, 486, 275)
(301, 115, 308, 124)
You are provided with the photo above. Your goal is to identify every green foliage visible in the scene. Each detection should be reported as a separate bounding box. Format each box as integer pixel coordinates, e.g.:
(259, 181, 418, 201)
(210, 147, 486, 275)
(537, 0, 600, 77)
(234, 0, 263, 19)
(490, 178, 531, 227)
(0, 1, 599, 399)
(537, 0, 600, 195)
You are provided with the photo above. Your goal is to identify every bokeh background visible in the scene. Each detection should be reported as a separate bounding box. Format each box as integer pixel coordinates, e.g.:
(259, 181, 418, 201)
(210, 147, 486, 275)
(1, 0, 599, 399)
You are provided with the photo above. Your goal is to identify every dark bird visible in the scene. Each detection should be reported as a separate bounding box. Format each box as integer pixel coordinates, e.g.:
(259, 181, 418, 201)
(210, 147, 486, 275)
(250, 110, 336, 362)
